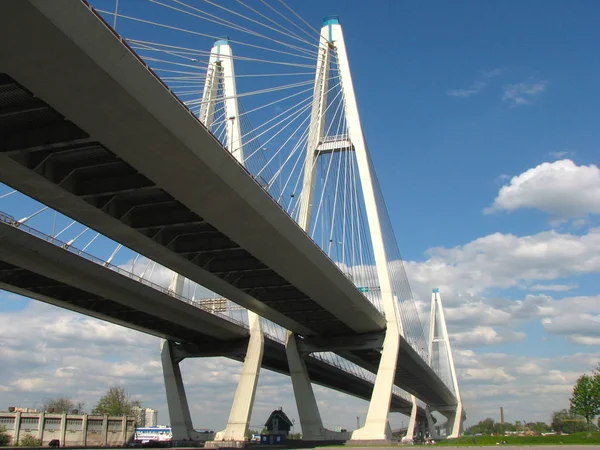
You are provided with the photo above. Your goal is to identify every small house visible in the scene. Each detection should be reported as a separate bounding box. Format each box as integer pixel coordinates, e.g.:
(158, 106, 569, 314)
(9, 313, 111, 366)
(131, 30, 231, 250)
(264, 408, 293, 437)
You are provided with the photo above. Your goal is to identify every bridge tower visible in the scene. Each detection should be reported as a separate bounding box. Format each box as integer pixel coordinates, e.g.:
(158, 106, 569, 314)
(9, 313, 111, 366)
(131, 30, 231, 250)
(428, 289, 463, 438)
(291, 16, 404, 441)
(161, 38, 264, 445)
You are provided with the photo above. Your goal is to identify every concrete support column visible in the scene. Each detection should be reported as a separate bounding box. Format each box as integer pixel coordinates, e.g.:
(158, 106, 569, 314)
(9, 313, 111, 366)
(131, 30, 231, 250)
(101, 415, 108, 447)
(447, 403, 463, 439)
(425, 406, 437, 439)
(60, 413, 67, 447)
(121, 415, 128, 446)
(403, 396, 418, 442)
(285, 331, 325, 440)
(351, 327, 399, 441)
(38, 411, 45, 442)
(14, 412, 21, 446)
(161, 338, 203, 441)
(82, 414, 88, 447)
(215, 311, 264, 442)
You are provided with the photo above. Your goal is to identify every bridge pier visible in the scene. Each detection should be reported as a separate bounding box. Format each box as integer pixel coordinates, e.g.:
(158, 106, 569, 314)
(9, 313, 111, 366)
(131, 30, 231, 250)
(402, 396, 418, 442)
(211, 311, 264, 445)
(350, 327, 399, 441)
(161, 339, 206, 441)
(285, 331, 324, 440)
(446, 403, 463, 438)
(425, 406, 438, 439)
(285, 332, 348, 441)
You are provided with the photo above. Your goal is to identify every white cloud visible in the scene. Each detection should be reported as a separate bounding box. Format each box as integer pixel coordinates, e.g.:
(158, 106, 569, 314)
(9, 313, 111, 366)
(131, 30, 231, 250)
(542, 314, 600, 344)
(406, 227, 600, 300)
(514, 362, 544, 376)
(463, 367, 515, 383)
(447, 69, 503, 98)
(548, 151, 576, 159)
(569, 335, 600, 346)
(528, 283, 578, 292)
(485, 159, 600, 219)
(502, 79, 548, 106)
(452, 326, 525, 347)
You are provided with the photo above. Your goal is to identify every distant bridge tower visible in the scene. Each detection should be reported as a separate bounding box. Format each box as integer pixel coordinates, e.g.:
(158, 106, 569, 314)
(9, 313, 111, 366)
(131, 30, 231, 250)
(428, 289, 463, 438)
(161, 38, 264, 445)
(290, 16, 404, 441)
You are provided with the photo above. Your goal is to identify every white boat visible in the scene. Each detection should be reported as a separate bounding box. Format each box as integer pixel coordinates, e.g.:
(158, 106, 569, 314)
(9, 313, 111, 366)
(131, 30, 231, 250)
(134, 427, 172, 443)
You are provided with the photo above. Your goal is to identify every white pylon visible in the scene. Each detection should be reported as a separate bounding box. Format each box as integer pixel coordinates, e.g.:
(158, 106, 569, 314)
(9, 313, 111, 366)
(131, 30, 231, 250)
(429, 288, 463, 438)
(161, 38, 263, 444)
(203, 38, 263, 443)
(285, 19, 331, 441)
(200, 38, 243, 161)
(296, 16, 402, 441)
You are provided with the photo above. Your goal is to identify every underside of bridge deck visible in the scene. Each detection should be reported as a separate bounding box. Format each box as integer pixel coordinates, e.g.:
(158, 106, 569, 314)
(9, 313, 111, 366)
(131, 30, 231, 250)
(0, 73, 354, 337)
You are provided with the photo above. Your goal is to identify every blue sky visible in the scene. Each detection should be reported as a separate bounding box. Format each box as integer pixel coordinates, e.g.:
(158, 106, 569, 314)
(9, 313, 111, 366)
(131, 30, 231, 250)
(1, 0, 600, 432)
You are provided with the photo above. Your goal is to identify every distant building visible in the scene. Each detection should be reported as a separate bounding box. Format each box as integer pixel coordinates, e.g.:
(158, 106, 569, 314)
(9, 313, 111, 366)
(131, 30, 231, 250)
(130, 407, 157, 427)
(8, 407, 38, 413)
(144, 409, 157, 428)
(264, 409, 292, 437)
(131, 407, 144, 426)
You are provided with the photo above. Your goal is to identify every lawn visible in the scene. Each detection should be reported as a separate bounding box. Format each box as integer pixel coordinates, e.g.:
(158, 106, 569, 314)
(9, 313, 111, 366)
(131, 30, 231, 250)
(432, 432, 600, 446)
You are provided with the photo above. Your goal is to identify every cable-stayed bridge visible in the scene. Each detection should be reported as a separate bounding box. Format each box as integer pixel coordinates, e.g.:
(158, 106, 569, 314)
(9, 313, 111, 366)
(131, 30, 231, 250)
(0, 0, 464, 443)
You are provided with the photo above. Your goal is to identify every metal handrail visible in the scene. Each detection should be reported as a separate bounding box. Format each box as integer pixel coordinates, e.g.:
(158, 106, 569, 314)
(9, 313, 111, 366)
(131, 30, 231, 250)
(0, 212, 245, 327)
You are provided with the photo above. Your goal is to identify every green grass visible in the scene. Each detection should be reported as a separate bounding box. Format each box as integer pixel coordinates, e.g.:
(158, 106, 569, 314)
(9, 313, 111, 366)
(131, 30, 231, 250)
(432, 431, 600, 446)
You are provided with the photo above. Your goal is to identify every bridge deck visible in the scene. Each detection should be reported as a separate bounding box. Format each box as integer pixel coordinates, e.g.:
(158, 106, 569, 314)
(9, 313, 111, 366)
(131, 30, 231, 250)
(0, 219, 417, 416)
(0, 0, 456, 409)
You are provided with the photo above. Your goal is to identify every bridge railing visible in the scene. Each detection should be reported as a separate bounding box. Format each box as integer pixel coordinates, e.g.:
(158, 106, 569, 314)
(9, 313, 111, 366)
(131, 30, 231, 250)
(0, 211, 247, 327)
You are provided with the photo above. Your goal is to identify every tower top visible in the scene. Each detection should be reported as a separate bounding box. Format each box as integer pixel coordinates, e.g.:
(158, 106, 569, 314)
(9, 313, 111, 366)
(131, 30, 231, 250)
(214, 36, 229, 46)
(433, 288, 439, 293)
(323, 16, 339, 26)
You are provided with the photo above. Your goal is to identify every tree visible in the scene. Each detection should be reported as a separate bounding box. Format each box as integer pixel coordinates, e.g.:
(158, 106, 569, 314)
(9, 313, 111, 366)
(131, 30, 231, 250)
(245, 429, 259, 440)
(570, 374, 600, 429)
(93, 386, 141, 416)
(18, 434, 42, 447)
(0, 426, 10, 446)
(552, 409, 587, 433)
(43, 397, 74, 414)
(464, 418, 496, 435)
(530, 422, 550, 433)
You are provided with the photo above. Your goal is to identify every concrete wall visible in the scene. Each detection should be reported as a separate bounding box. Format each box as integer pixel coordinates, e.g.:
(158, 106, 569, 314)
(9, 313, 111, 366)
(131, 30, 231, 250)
(0, 412, 135, 447)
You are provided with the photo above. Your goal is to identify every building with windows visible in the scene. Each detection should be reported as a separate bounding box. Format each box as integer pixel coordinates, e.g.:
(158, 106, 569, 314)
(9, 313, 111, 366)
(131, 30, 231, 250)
(144, 408, 157, 428)
(130, 407, 157, 427)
